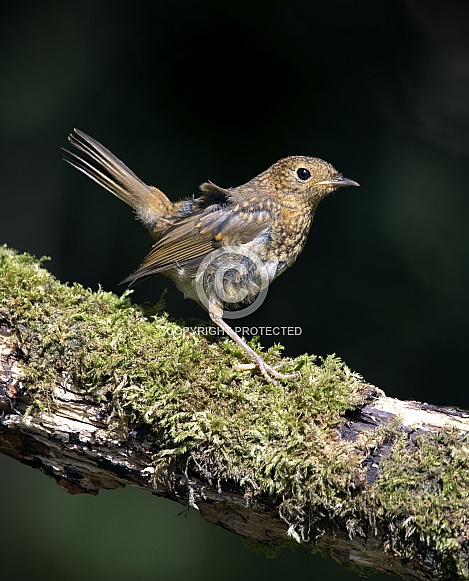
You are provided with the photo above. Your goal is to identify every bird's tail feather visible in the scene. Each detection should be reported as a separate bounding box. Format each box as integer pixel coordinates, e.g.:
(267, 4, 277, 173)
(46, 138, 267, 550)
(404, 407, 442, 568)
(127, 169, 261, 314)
(63, 129, 173, 233)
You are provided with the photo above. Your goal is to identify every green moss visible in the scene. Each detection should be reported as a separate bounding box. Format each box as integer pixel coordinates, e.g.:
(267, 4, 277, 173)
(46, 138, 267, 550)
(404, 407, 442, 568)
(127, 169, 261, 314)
(376, 427, 469, 579)
(2, 246, 468, 578)
(0, 246, 368, 512)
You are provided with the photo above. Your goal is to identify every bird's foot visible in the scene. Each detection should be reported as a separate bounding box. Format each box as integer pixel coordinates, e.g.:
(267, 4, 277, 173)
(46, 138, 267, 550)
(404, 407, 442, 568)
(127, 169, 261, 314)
(234, 357, 298, 384)
(209, 312, 297, 384)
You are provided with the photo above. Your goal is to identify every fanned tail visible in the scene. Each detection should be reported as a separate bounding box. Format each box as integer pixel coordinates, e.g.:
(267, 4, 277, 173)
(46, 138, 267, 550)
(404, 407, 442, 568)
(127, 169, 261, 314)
(62, 129, 174, 233)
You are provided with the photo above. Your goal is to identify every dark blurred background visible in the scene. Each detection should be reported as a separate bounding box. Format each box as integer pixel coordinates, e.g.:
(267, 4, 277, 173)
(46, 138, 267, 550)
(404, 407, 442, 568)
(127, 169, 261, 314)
(2, 1, 469, 579)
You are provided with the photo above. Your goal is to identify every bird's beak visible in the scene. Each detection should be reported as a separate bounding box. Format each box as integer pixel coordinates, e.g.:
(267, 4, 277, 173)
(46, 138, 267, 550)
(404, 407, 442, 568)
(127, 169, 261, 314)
(316, 175, 360, 188)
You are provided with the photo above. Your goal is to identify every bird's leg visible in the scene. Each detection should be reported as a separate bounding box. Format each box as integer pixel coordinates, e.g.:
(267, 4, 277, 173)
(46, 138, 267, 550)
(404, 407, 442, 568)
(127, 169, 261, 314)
(209, 311, 298, 384)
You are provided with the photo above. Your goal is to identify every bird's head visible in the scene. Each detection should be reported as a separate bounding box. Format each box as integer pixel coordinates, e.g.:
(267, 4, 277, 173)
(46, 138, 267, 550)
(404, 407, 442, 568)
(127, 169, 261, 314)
(253, 155, 359, 201)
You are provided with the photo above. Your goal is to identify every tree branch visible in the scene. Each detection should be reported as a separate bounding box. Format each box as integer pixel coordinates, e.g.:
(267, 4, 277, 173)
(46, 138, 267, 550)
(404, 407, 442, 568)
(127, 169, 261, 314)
(1, 245, 469, 580)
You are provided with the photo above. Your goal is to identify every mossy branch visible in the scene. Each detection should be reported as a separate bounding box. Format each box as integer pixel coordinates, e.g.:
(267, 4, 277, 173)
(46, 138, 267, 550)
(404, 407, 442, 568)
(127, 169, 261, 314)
(1, 245, 469, 580)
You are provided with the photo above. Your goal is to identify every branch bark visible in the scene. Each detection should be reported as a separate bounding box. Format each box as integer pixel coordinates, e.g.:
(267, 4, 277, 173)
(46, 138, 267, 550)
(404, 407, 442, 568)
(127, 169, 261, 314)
(1, 247, 469, 581)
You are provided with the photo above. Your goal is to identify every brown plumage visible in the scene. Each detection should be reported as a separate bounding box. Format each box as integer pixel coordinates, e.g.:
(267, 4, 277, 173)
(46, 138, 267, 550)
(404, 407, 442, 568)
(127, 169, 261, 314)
(63, 129, 359, 383)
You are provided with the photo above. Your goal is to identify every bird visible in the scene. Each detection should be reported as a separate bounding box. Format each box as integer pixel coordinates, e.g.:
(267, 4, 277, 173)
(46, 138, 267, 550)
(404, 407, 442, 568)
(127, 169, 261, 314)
(63, 129, 359, 383)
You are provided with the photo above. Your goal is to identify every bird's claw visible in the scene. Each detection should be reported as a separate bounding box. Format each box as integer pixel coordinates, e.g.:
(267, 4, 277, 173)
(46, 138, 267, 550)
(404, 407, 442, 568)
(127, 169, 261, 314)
(234, 359, 298, 384)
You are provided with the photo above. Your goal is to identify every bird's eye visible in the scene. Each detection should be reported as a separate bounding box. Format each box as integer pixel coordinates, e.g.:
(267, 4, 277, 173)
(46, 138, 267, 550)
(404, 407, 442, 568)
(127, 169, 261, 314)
(296, 167, 311, 181)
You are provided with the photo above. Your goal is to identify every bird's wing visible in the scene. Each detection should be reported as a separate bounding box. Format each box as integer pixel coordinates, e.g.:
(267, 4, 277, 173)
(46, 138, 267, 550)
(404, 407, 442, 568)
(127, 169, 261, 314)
(122, 204, 272, 284)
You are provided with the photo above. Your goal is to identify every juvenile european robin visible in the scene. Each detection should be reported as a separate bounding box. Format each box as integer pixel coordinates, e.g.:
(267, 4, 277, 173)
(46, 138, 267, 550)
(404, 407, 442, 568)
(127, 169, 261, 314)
(63, 130, 358, 383)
